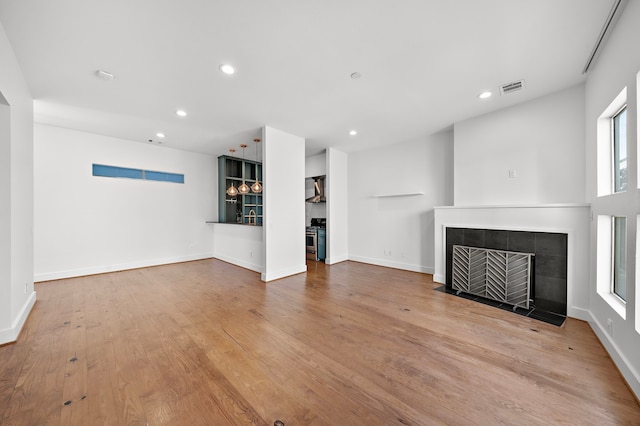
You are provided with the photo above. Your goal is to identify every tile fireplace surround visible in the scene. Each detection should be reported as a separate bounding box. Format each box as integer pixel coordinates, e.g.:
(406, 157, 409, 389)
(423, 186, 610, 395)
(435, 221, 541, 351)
(433, 204, 591, 320)
(446, 228, 567, 315)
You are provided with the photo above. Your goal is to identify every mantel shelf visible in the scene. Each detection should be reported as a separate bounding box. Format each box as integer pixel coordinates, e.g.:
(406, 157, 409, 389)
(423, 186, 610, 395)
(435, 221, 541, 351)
(372, 192, 424, 198)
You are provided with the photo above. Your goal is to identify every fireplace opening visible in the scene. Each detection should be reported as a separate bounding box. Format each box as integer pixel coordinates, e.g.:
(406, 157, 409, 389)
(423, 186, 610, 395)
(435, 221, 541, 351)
(444, 227, 567, 325)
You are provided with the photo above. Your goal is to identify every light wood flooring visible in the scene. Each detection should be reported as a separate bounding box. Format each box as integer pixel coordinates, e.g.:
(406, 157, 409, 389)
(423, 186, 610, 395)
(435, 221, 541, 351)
(1, 259, 639, 425)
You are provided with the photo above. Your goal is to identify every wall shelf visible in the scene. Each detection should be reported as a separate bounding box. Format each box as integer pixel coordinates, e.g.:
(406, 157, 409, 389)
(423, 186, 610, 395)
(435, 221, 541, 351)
(372, 192, 424, 198)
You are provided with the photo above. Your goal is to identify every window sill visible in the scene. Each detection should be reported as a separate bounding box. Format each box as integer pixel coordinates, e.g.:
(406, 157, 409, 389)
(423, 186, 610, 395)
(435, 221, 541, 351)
(598, 291, 627, 319)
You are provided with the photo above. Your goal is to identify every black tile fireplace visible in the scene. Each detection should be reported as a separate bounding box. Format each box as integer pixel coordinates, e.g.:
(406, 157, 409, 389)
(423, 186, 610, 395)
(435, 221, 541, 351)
(445, 227, 568, 316)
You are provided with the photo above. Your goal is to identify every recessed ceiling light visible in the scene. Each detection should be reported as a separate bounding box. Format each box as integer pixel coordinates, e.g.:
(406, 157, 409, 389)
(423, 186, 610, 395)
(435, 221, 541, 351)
(478, 91, 492, 99)
(349, 130, 358, 136)
(350, 72, 362, 79)
(176, 110, 187, 117)
(156, 132, 165, 138)
(219, 64, 235, 75)
(95, 70, 114, 81)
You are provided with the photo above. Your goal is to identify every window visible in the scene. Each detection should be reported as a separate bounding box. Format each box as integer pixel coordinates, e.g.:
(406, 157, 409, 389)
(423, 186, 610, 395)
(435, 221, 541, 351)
(92, 164, 184, 183)
(612, 217, 626, 301)
(612, 107, 627, 193)
(596, 215, 626, 319)
(597, 88, 626, 197)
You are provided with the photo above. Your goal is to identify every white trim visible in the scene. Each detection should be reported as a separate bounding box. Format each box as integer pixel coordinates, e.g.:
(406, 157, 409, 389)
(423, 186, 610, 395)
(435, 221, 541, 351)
(0, 291, 36, 345)
(261, 264, 307, 282)
(348, 255, 434, 274)
(213, 253, 263, 274)
(434, 203, 590, 210)
(325, 254, 349, 265)
(34, 253, 214, 282)
(589, 310, 640, 399)
(567, 306, 591, 322)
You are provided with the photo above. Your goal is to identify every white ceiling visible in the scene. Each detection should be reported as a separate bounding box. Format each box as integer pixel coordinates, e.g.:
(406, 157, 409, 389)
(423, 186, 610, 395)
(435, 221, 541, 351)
(0, 0, 614, 158)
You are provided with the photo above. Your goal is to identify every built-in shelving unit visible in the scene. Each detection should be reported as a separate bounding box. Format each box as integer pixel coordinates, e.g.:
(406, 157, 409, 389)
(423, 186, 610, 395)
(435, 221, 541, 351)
(218, 155, 263, 225)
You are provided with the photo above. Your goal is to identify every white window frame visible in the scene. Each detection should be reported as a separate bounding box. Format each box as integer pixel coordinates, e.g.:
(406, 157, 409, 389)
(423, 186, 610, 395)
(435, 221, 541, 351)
(611, 106, 627, 193)
(597, 215, 626, 319)
(597, 88, 627, 197)
(611, 216, 626, 303)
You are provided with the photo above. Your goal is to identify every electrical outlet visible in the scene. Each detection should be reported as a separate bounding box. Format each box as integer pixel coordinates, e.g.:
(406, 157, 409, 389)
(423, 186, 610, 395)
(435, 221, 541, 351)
(508, 169, 517, 178)
(249, 251, 253, 258)
(384, 249, 391, 256)
(24, 283, 27, 294)
(607, 318, 613, 336)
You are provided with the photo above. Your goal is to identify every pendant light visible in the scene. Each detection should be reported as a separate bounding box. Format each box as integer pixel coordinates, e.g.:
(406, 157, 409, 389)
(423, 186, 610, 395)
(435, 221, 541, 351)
(238, 144, 250, 194)
(226, 148, 238, 196)
(251, 138, 263, 193)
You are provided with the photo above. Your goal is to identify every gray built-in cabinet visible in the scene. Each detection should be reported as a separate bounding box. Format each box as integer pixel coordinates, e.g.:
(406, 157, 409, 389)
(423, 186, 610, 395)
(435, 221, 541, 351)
(218, 155, 263, 225)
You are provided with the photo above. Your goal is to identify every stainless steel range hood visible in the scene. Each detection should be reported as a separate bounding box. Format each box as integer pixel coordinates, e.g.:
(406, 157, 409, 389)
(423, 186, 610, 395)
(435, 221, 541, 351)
(306, 176, 326, 203)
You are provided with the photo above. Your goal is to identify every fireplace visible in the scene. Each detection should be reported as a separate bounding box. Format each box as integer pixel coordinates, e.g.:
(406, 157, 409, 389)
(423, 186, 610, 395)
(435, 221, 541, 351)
(433, 204, 590, 321)
(446, 227, 568, 316)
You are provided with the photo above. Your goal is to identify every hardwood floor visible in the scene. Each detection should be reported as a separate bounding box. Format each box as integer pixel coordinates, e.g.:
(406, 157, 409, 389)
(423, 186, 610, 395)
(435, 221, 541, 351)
(1, 259, 638, 425)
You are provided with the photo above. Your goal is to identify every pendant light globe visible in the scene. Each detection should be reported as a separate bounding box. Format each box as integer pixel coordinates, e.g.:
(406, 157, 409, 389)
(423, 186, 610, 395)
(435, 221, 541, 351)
(227, 183, 238, 197)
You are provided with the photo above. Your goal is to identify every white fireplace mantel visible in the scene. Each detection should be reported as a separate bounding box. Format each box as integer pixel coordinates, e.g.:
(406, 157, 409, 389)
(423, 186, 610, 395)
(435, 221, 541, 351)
(433, 203, 591, 320)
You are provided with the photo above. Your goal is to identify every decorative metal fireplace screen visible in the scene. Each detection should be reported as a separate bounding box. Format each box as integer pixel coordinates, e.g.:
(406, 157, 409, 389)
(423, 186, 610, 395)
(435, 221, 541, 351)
(452, 245, 533, 309)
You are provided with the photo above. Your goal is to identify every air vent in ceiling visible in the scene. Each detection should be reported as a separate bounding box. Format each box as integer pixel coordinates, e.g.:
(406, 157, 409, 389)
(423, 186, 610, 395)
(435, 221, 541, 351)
(500, 80, 525, 95)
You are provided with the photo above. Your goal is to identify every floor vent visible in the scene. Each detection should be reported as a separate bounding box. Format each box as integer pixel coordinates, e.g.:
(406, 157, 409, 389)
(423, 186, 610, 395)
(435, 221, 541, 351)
(500, 80, 525, 95)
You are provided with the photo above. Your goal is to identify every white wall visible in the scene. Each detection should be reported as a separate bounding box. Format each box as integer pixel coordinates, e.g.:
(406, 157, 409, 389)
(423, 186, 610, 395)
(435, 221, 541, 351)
(327, 148, 348, 264)
(212, 223, 263, 273)
(348, 131, 454, 273)
(34, 124, 216, 281)
(454, 85, 586, 206)
(262, 126, 306, 281)
(584, 0, 640, 398)
(0, 22, 35, 344)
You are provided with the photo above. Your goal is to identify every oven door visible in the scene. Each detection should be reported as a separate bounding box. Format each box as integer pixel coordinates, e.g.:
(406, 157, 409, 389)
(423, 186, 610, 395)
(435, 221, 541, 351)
(306, 231, 317, 260)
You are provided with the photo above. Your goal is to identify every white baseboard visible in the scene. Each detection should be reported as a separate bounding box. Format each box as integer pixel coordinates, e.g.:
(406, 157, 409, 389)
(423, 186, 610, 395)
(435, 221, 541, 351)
(34, 253, 215, 282)
(567, 306, 591, 322)
(0, 291, 36, 345)
(325, 254, 349, 265)
(587, 311, 640, 400)
(261, 264, 307, 282)
(348, 255, 434, 274)
(213, 253, 263, 274)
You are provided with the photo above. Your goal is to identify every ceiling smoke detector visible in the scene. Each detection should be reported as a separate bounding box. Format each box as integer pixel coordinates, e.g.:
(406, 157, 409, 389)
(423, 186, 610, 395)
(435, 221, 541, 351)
(500, 80, 525, 95)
